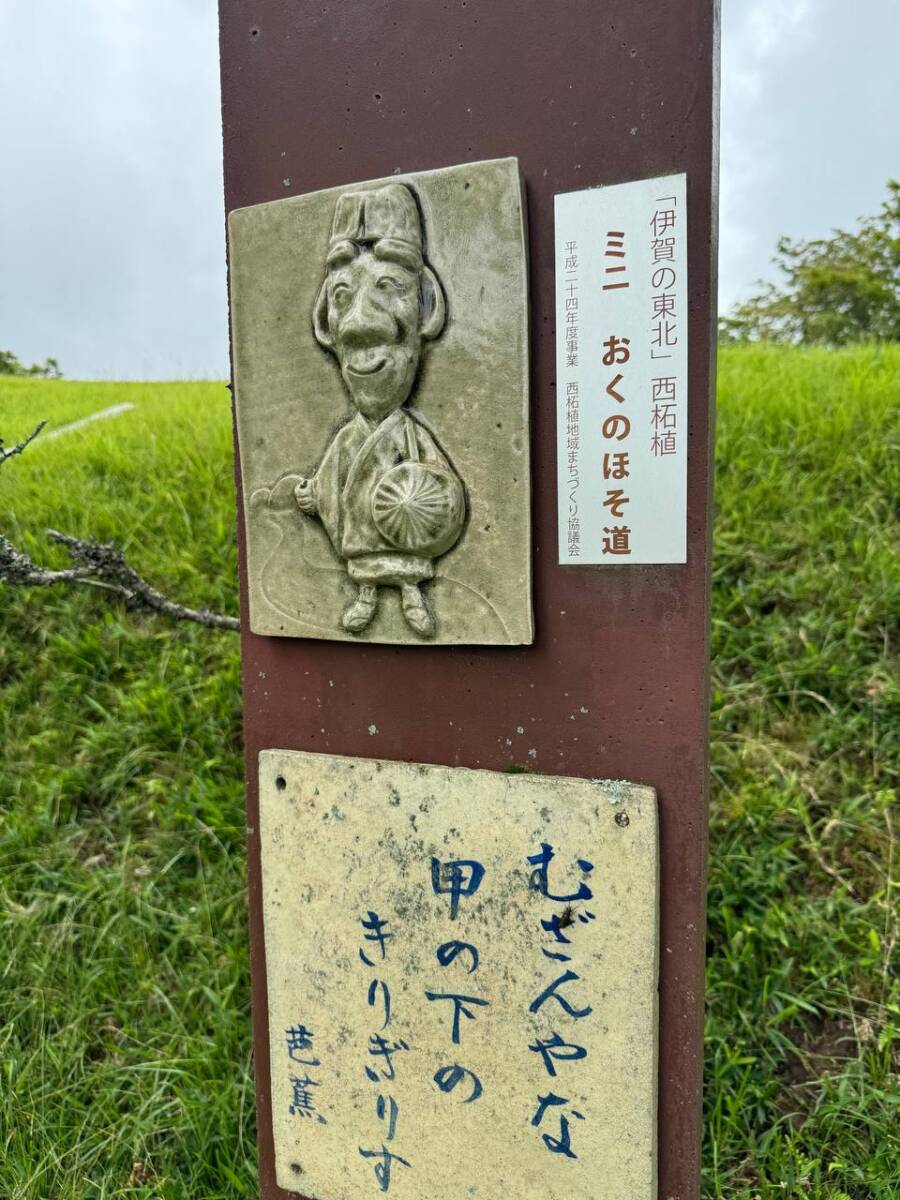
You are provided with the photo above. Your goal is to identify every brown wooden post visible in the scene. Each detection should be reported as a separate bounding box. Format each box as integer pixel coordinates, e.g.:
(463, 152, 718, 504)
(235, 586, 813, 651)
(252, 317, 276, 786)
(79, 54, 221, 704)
(219, 4, 719, 1197)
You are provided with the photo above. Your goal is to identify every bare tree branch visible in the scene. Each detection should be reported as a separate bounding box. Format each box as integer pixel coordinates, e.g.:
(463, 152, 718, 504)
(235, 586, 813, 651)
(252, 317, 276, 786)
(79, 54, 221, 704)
(0, 421, 47, 467)
(0, 422, 240, 632)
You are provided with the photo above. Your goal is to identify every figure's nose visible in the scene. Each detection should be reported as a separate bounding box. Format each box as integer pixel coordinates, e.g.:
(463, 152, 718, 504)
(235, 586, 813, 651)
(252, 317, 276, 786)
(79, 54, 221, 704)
(337, 287, 397, 347)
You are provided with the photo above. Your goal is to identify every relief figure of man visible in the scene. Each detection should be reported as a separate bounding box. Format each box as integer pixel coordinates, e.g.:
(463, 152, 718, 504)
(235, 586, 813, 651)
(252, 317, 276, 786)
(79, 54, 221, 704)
(294, 183, 465, 637)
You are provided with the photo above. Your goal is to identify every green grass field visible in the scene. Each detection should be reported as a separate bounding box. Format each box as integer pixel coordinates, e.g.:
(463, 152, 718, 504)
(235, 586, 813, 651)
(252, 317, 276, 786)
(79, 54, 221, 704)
(1, 346, 898, 1198)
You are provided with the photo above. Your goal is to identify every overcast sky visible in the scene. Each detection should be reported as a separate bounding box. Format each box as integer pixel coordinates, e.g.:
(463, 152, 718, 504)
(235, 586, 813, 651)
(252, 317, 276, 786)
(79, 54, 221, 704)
(1, 0, 897, 380)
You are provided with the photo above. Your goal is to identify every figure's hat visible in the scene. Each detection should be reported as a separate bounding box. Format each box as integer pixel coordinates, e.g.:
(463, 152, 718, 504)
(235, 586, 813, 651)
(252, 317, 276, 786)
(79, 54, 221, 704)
(327, 183, 424, 270)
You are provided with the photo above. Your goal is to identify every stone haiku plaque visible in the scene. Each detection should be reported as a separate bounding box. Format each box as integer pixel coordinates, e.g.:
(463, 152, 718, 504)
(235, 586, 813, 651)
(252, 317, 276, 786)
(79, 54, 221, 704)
(229, 158, 532, 644)
(555, 173, 688, 565)
(258, 750, 658, 1200)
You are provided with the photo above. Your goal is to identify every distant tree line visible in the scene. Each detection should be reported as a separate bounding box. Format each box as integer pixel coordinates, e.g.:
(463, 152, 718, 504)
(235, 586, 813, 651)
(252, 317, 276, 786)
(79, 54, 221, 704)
(720, 180, 900, 346)
(0, 349, 62, 378)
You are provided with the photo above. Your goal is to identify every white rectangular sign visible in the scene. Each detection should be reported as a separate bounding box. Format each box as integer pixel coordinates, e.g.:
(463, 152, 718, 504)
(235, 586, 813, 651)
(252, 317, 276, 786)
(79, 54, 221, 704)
(555, 174, 688, 564)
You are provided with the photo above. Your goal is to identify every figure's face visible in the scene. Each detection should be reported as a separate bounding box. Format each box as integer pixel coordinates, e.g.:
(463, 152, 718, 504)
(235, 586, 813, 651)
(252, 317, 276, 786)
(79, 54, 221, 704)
(324, 249, 422, 421)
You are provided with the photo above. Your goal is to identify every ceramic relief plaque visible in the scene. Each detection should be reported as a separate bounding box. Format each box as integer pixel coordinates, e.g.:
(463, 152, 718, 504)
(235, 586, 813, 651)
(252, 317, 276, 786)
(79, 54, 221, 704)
(229, 158, 531, 644)
(258, 750, 658, 1200)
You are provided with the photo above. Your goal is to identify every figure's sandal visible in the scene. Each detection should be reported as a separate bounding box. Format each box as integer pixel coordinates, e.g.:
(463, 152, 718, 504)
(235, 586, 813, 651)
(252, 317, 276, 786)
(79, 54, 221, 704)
(342, 585, 379, 632)
(400, 584, 435, 637)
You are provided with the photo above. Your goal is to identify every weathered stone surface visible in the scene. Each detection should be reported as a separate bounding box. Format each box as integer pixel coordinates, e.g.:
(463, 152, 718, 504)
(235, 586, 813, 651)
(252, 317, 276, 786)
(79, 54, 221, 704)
(259, 750, 658, 1200)
(229, 158, 531, 644)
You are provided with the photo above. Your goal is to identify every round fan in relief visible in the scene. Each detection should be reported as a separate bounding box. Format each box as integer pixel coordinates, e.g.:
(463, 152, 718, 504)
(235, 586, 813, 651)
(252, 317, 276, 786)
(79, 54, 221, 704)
(371, 462, 466, 558)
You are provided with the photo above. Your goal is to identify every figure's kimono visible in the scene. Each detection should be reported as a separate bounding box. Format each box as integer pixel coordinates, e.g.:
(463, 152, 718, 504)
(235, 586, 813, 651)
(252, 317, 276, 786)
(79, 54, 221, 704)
(312, 407, 461, 588)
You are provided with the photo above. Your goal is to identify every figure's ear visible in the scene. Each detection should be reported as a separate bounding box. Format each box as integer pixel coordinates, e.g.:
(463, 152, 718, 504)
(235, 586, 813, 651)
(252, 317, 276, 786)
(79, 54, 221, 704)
(420, 265, 446, 341)
(313, 281, 334, 350)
